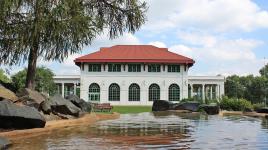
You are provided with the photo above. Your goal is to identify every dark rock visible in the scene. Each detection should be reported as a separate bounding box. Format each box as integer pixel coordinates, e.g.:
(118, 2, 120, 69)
(49, 94, 81, 117)
(66, 95, 91, 112)
(39, 100, 52, 114)
(152, 100, 173, 111)
(0, 100, 46, 129)
(256, 108, 268, 114)
(0, 137, 12, 149)
(16, 88, 47, 109)
(199, 104, 220, 115)
(174, 102, 200, 112)
(0, 85, 18, 102)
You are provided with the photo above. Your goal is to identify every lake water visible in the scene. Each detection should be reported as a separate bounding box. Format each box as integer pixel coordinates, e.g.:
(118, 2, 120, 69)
(11, 112, 268, 150)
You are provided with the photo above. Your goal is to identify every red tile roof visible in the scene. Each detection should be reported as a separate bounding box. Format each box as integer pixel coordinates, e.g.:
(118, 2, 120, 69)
(74, 45, 195, 65)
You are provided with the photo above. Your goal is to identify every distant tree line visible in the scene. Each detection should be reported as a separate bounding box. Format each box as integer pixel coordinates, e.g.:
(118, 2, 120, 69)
(0, 66, 56, 94)
(225, 64, 268, 104)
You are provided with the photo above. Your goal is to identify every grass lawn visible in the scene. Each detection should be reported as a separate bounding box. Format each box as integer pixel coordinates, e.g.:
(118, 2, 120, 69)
(111, 106, 152, 114)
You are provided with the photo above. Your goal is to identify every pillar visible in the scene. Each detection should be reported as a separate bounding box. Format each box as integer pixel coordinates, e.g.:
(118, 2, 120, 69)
(190, 84, 193, 98)
(61, 83, 65, 97)
(210, 85, 213, 100)
(202, 84, 205, 103)
(74, 83, 77, 95)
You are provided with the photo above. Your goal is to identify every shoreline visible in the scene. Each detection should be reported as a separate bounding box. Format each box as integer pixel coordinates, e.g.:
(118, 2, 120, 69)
(0, 112, 120, 141)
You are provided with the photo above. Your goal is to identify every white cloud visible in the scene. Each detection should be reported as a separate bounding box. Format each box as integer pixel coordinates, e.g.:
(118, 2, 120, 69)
(169, 44, 193, 58)
(148, 41, 166, 48)
(144, 0, 268, 32)
(52, 33, 141, 75)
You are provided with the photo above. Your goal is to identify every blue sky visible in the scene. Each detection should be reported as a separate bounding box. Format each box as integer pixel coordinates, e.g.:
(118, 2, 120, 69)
(3, 0, 268, 76)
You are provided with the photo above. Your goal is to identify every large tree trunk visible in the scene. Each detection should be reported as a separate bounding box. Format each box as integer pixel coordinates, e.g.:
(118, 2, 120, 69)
(25, 47, 38, 89)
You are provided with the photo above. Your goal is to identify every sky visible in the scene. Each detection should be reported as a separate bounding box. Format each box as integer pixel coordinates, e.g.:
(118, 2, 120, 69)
(3, 0, 268, 76)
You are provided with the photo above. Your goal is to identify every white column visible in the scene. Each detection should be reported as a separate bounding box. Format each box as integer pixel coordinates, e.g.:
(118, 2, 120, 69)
(190, 84, 193, 98)
(202, 84, 205, 102)
(74, 83, 77, 95)
(61, 83, 65, 97)
(210, 85, 213, 100)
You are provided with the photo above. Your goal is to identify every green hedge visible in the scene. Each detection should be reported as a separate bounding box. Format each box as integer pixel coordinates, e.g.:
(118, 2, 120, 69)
(219, 96, 253, 111)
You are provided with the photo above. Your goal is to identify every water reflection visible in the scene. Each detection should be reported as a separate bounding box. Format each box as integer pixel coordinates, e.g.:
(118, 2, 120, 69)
(11, 112, 268, 150)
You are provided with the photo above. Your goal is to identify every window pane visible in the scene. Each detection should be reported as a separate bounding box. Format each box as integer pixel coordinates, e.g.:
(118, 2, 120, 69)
(129, 84, 140, 101)
(109, 83, 120, 101)
(88, 83, 100, 101)
(169, 84, 180, 101)
(149, 84, 160, 101)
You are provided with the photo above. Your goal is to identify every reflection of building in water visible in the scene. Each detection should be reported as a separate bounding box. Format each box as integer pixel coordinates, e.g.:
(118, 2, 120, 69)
(53, 45, 225, 104)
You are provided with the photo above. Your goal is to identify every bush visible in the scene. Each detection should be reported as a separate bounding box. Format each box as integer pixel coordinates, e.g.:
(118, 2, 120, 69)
(253, 103, 266, 111)
(219, 96, 252, 111)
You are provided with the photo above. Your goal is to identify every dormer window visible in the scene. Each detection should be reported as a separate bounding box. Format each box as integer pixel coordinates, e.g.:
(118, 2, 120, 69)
(108, 64, 121, 72)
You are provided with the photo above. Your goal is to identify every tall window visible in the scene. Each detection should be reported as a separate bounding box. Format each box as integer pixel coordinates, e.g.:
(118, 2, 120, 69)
(148, 64, 161, 72)
(88, 83, 100, 101)
(149, 84, 160, 101)
(108, 64, 121, 72)
(168, 65, 180, 72)
(109, 83, 120, 101)
(129, 83, 140, 101)
(128, 64, 141, 72)
(169, 84, 180, 101)
(88, 64, 101, 72)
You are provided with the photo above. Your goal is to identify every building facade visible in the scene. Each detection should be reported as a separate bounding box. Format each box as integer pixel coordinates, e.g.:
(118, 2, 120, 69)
(54, 45, 225, 105)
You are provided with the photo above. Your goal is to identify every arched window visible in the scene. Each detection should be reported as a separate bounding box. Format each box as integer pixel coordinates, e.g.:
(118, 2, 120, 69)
(149, 84, 160, 101)
(109, 83, 120, 101)
(129, 83, 140, 101)
(169, 84, 180, 101)
(89, 83, 100, 101)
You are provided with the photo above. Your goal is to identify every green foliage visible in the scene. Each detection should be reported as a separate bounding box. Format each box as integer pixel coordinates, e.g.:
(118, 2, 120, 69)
(260, 64, 268, 78)
(225, 74, 268, 104)
(180, 98, 196, 103)
(252, 103, 266, 111)
(0, 69, 10, 83)
(12, 66, 56, 94)
(219, 96, 253, 111)
(0, 0, 147, 65)
(0, 0, 147, 88)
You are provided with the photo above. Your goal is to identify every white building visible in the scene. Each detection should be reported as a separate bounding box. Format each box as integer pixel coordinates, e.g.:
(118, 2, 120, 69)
(53, 45, 225, 105)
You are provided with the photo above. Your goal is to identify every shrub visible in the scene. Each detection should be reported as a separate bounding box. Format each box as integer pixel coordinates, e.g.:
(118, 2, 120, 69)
(219, 96, 252, 111)
(253, 103, 266, 111)
(180, 98, 199, 103)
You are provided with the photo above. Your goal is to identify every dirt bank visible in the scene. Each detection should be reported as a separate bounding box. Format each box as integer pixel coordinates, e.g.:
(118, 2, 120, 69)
(0, 113, 120, 141)
(220, 110, 268, 118)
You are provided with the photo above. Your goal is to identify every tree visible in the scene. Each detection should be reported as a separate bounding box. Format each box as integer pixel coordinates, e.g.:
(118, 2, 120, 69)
(260, 64, 268, 78)
(0, 0, 147, 89)
(12, 66, 56, 94)
(0, 69, 10, 83)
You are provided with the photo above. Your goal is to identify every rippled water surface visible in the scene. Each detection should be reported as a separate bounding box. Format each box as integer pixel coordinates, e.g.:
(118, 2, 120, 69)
(12, 112, 268, 150)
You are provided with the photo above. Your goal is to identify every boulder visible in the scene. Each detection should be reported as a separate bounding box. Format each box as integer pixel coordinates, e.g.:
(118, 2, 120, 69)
(174, 102, 200, 112)
(0, 100, 46, 129)
(152, 100, 173, 111)
(0, 86, 18, 102)
(39, 100, 52, 114)
(16, 88, 47, 109)
(0, 137, 12, 149)
(199, 104, 220, 115)
(66, 95, 91, 112)
(256, 108, 268, 114)
(49, 94, 81, 117)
